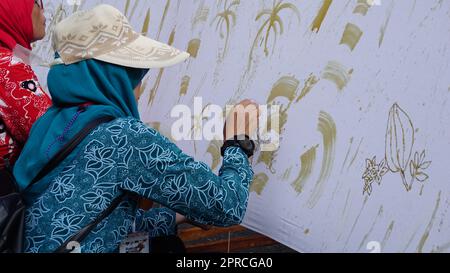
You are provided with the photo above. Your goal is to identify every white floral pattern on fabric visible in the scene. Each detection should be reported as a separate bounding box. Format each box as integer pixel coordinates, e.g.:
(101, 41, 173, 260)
(24, 117, 254, 253)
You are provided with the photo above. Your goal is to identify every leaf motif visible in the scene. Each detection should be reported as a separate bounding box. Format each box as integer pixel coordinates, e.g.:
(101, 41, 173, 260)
(52, 227, 69, 238)
(410, 160, 416, 177)
(100, 148, 114, 159)
(68, 215, 84, 226)
(415, 172, 429, 182)
(97, 165, 114, 179)
(420, 161, 431, 170)
(86, 160, 102, 170)
(420, 150, 426, 162)
(124, 146, 133, 166)
(81, 192, 98, 202)
(197, 189, 210, 208)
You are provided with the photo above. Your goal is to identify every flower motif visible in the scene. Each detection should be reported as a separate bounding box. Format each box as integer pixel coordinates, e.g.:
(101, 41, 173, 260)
(137, 143, 177, 174)
(160, 173, 189, 203)
(25, 196, 50, 229)
(362, 157, 388, 195)
(89, 238, 105, 253)
(81, 189, 114, 213)
(51, 207, 85, 244)
(410, 150, 431, 182)
(84, 140, 116, 181)
(50, 174, 75, 202)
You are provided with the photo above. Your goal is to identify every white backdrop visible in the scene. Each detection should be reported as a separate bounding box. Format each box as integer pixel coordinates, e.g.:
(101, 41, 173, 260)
(33, 0, 450, 253)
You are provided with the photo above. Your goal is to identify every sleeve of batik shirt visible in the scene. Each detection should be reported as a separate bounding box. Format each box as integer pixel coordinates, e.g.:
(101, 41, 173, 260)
(134, 208, 177, 237)
(118, 119, 254, 227)
(0, 58, 52, 144)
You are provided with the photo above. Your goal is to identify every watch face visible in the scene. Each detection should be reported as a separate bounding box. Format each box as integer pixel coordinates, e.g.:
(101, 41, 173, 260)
(240, 139, 255, 151)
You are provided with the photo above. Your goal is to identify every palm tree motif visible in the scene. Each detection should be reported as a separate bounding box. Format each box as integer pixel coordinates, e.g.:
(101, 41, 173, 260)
(248, 0, 300, 69)
(211, 0, 240, 58)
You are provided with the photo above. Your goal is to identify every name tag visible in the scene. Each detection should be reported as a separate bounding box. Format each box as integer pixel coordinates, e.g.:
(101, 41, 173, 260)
(119, 232, 150, 253)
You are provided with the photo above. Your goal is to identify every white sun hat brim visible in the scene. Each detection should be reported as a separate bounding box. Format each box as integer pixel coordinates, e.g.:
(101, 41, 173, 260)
(52, 4, 190, 69)
(94, 34, 190, 69)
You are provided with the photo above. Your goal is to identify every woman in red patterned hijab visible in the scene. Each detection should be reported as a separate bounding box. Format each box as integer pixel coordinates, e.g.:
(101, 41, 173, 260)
(0, 0, 52, 169)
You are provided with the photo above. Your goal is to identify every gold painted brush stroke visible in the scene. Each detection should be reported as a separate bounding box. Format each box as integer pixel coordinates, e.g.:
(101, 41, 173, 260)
(417, 191, 441, 253)
(340, 23, 363, 51)
(379, 1, 394, 47)
(157, 0, 171, 40)
(307, 111, 337, 209)
(206, 139, 223, 170)
(311, 0, 333, 33)
(357, 206, 383, 251)
(192, 3, 210, 28)
(296, 74, 319, 103)
(322, 61, 353, 91)
(148, 28, 176, 107)
(381, 221, 395, 249)
(187, 39, 201, 58)
(211, 0, 240, 58)
(179, 75, 191, 97)
(353, 0, 371, 16)
(248, 0, 300, 70)
(141, 8, 151, 37)
(257, 76, 300, 171)
(291, 145, 318, 194)
(251, 173, 270, 195)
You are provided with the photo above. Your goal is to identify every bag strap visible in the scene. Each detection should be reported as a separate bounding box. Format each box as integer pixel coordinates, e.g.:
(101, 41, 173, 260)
(55, 191, 129, 253)
(25, 116, 115, 191)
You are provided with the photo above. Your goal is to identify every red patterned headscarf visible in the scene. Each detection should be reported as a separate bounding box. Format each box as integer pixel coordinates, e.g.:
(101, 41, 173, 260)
(0, 0, 34, 50)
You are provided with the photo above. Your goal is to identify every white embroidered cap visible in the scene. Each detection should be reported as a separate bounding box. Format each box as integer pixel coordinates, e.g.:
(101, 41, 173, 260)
(52, 4, 190, 68)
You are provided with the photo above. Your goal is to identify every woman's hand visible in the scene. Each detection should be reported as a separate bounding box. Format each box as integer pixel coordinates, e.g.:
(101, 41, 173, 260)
(223, 99, 260, 141)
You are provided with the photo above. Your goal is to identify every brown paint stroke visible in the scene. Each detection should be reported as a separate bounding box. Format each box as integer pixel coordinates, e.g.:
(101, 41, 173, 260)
(267, 76, 300, 104)
(282, 166, 293, 181)
(402, 227, 419, 252)
(179, 75, 191, 97)
(250, 173, 270, 195)
(322, 61, 354, 91)
(381, 221, 395, 249)
(291, 145, 318, 194)
(148, 28, 176, 107)
(124, 0, 131, 16)
(206, 139, 223, 170)
(296, 74, 319, 103)
(187, 39, 201, 58)
(211, 0, 240, 59)
(343, 196, 368, 248)
(248, 0, 300, 70)
(307, 111, 337, 209)
(311, 0, 333, 33)
(417, 191, 442, 253)
(379, 1, 394, 47)
(357, 206, 383, 251)
(129, 0, 141, 21)
(257, 76, 299, 172)
(340, 23, 363, 51)
(141, 8, 151, 36)
(353, 0, 372, 16)
(156, 0, 171, 40)
(192, 3, 210, 28)
(346, 137, 363, 171)
(341, 137, 354, 173)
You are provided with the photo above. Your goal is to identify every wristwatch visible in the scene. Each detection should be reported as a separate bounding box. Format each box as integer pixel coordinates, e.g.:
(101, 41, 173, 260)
(221, 135, 256, 158)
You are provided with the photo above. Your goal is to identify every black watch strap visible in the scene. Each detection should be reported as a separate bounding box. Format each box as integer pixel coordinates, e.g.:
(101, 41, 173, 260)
(221, 135, 255, 158)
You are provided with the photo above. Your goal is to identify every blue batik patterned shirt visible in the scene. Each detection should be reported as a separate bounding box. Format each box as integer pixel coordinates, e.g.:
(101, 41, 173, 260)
(24, 117, 254, 253)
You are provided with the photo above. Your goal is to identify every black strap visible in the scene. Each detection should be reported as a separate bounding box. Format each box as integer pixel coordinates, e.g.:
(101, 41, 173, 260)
(25, 116, 115, 191)
(55, 192, 128, 253)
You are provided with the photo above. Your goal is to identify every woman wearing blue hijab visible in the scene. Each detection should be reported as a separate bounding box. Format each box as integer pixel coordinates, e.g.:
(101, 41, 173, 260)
(14, 5, 257, 253)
